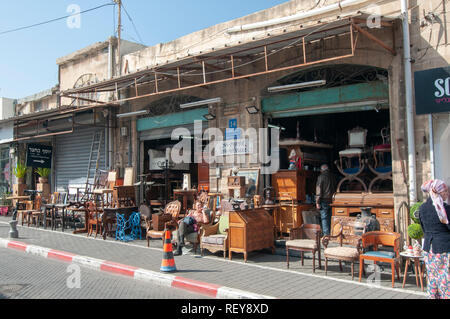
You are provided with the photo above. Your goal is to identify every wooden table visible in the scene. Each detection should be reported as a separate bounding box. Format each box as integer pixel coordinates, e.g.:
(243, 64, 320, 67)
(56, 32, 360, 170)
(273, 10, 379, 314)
(173, 189, 197, 215)
(401, 252, 425, 292)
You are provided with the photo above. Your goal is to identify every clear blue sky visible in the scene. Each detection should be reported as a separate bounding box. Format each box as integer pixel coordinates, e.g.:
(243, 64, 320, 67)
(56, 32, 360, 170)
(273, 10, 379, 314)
(0, 0, 289, 99)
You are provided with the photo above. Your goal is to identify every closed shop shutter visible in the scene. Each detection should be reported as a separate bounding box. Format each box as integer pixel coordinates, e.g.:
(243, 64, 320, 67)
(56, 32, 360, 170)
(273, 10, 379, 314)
(54, 126, 106, 191)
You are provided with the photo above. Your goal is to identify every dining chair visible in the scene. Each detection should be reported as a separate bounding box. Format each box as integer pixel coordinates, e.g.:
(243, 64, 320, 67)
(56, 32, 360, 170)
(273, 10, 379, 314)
(359, 231, 401, 288)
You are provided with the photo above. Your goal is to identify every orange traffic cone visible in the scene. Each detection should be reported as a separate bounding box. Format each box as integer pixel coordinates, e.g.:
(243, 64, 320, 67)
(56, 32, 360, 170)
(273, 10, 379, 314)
(160, 229, 177, 272)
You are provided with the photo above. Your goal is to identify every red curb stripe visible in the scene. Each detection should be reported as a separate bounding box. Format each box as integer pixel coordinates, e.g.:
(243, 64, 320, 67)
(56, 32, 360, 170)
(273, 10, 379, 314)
(7, 241, 27, 251)
(172, 277, 220, 298)
(47, 250, 76, 262)
(100, 261, 138, 277)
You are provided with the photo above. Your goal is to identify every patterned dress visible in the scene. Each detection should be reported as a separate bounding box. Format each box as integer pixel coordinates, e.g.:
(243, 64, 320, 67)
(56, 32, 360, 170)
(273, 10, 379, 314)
(423, 251, 449, 299)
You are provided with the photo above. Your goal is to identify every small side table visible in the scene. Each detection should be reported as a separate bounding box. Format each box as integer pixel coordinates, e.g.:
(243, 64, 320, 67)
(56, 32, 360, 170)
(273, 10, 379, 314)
(401, 251, 425, 292)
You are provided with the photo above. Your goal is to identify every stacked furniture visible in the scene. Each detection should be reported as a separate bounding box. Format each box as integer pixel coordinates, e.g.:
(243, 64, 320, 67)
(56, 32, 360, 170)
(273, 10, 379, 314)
(272, 170, 316, 238)
(228, 208, 274, 262)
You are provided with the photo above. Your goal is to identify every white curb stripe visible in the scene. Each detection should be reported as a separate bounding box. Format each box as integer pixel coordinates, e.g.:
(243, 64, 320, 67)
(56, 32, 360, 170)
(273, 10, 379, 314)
(0, 238, 8, 248)
(72, 255, 103, 271)
(26, 245, 50, 258)
(134, 268, 176, 288)
(217, 287, 277, 299)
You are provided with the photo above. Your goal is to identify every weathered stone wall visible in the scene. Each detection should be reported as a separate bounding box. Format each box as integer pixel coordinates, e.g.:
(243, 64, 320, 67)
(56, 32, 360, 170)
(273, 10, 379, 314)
(116, 0, 449, 239)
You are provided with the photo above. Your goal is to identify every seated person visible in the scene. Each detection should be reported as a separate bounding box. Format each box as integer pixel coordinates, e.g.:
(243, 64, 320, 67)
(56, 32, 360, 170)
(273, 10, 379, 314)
(174, 200, 210, 256)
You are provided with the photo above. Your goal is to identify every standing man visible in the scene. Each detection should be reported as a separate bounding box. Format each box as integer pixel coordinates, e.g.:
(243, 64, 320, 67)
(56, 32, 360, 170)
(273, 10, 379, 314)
(315, 164, 337, 236)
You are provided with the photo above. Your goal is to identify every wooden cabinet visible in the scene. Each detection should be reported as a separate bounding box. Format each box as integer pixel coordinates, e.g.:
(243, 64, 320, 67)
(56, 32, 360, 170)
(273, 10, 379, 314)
(274, 204, 314, 237)
(197, 158, 209, 192)
(273, 170, 306, 201)
(228, 208, 275, 262)
(272, 170, 318, 202)
(228, 176, 246, 198)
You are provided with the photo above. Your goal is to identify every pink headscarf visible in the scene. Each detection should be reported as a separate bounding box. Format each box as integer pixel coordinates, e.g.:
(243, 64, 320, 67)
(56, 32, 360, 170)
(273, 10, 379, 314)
(421, 180, 449, 224)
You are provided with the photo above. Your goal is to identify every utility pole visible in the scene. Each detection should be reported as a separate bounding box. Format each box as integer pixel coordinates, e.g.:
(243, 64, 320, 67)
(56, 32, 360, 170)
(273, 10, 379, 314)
(114, 0, 122, 76)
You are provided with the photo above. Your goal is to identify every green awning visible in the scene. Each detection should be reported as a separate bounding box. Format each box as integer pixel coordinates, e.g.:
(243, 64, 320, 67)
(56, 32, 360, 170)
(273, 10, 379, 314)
(137, 108, 208, 132)
(262, 81, 389, 117)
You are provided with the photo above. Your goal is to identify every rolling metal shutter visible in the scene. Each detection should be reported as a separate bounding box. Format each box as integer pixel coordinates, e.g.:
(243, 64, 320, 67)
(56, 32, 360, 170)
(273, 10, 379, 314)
(54, 126, 106, 191)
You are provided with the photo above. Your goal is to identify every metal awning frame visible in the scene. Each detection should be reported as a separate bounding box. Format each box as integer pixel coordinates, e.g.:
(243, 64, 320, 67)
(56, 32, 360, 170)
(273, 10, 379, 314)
(61, 15, 397, 109)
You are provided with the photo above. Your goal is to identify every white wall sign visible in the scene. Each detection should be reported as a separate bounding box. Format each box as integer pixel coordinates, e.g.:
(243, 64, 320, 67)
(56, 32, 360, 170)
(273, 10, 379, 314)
(214, 139, 253, 156)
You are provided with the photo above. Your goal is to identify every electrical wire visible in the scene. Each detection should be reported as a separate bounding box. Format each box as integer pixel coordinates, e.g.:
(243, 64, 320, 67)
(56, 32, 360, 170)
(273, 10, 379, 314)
(120, 2, 145, 45)
(0, 2, 115, 36)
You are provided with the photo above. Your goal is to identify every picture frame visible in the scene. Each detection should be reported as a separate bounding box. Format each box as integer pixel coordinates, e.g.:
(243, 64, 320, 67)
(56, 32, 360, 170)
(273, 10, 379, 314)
(235, 168, 260, 197)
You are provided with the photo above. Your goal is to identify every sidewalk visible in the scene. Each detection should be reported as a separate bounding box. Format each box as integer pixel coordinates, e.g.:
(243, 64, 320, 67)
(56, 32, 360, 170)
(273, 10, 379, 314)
(0, 217, 426, 299)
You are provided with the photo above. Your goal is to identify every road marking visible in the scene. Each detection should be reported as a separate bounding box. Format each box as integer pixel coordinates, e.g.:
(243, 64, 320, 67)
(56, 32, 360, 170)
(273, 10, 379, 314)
(0, 221, 426, 297)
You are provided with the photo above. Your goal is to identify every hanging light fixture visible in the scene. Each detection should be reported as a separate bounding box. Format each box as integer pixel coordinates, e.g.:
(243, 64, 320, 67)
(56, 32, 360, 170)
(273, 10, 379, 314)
(180, 97, 222, 109)
(267, 80, 326, 93)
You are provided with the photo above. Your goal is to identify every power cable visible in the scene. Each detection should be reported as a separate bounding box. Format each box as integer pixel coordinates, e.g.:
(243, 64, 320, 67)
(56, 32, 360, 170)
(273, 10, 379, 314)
(0, 2, 115, 36)
(120, 2, 145, 45)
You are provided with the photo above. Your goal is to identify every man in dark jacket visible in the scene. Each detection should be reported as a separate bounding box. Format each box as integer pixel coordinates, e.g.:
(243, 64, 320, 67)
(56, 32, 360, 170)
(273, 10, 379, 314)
(315, 164, 337, 236)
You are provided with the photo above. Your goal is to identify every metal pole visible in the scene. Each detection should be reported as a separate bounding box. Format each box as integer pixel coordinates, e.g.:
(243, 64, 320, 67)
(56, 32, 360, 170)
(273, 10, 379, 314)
(401, 0, 417, 203)
(429, 114, 435, 180)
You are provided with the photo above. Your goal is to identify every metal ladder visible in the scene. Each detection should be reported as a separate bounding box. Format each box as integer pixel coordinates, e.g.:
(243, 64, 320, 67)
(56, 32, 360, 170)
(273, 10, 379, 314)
(84, 131, 103, 199)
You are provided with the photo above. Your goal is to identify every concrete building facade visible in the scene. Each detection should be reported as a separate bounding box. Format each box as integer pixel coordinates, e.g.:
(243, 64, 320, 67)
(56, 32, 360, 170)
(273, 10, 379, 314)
(6, 0, 450, 244)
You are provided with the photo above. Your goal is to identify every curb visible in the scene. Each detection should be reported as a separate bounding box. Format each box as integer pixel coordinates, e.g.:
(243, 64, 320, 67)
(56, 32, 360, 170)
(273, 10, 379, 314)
(0, 238, 275, 299)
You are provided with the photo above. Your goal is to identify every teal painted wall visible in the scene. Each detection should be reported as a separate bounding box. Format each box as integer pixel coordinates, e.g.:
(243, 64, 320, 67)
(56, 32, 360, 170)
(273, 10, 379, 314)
(137, 108, 208, 132)
(262, 81, 389, 115)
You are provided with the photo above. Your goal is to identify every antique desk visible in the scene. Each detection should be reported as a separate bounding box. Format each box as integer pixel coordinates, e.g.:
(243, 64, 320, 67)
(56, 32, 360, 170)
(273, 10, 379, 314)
(228, 208, 275, 262)
(330, 192, 395, 243)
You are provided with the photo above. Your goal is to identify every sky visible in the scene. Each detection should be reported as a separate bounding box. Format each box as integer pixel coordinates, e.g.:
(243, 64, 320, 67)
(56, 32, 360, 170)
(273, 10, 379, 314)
(0, 0, 289, 99)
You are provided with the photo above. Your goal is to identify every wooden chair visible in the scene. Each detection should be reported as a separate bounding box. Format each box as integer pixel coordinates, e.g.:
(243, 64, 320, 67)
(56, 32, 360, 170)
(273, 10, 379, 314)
(285, 224, 322, 272)
(113, 167, 136, 208)
(52, 192, 68, 230)
(17, 200, 33, 226)
(200, 215, 229, 258)
(29, 196, 44, 227)
(86, 201, 103, 238)
(93, 171, 117, 208)
(338, 126, 368, 171)
(358, 231, 401, 288)
(146, 200, 181, 246)
(322, 221, 366, 280)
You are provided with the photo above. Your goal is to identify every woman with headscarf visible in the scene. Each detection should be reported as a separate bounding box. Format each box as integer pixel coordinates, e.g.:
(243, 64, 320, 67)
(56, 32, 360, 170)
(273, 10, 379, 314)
(419, 180, 450, 299)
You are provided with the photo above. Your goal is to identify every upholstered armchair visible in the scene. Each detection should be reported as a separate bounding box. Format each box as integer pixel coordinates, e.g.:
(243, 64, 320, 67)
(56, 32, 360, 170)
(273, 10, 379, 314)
(146, 200, 181, 247)
(322, 221, 365, 280)
(200, 215, 229, 258)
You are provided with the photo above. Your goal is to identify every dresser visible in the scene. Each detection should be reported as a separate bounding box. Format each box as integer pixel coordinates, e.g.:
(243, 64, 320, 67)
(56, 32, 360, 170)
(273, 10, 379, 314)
(228, 208, 275, 262)
(330, 192, 395, 236)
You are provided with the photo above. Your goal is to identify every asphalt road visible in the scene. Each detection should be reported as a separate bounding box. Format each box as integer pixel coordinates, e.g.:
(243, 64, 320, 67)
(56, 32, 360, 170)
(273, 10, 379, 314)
(0, 247, 209, 299)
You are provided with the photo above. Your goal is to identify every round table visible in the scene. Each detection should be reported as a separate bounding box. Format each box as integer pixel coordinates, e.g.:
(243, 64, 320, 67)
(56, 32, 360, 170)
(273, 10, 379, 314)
(400, 251, 425, 291)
